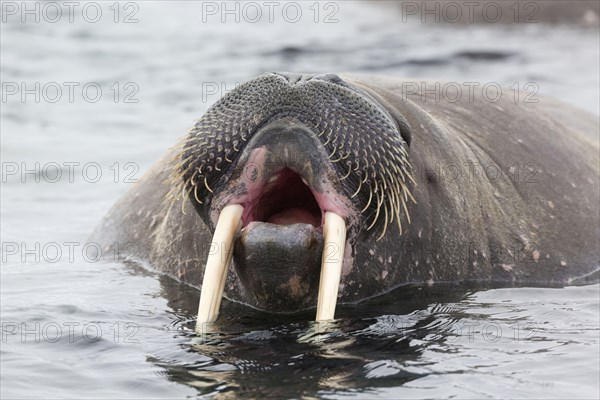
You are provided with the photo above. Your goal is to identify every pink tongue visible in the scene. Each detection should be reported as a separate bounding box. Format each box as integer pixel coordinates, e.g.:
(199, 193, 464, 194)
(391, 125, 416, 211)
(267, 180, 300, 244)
(267, 207, 321, 227)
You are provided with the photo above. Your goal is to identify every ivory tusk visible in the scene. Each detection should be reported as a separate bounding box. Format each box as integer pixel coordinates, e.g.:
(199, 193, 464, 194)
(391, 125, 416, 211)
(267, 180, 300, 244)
(315, 211, 346, 321)
(196, 204, 243, 329)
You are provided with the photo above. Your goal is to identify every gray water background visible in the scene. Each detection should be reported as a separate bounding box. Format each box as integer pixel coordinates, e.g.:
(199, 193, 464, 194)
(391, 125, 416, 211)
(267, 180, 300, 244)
(1, 1, 599, 398)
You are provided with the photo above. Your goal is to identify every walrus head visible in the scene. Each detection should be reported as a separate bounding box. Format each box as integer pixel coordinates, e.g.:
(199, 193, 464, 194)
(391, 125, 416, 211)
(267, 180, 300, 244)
(169, 73, 414, 323)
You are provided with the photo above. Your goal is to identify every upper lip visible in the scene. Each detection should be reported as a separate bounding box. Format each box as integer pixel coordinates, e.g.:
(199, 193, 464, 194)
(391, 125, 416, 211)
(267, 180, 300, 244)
(206, 118, 357, 240)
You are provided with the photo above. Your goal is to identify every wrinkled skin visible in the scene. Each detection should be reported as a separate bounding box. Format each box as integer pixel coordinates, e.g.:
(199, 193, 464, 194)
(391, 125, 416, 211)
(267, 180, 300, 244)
(91, 73, 600, 313)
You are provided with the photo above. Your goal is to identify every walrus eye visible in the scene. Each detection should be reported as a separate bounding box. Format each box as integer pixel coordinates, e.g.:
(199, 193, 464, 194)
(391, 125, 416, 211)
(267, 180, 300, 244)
(246, 168, 322, 227)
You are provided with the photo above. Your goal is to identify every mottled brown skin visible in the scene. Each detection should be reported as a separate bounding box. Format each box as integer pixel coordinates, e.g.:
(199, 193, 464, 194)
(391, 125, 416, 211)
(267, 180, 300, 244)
(345, 75, 599, 292)
(91, 73, 599, 312)
(91, 149, 211, 286)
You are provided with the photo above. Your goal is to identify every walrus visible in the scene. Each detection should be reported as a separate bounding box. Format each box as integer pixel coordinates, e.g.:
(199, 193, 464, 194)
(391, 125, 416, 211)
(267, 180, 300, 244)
(91, 72, 599, 326)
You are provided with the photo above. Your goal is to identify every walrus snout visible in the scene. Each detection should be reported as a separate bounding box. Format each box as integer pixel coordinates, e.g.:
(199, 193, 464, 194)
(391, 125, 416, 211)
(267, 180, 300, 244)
(216, 119, 352, 312)
(231, 118, 351, 228)
(177, 72, 411, 233)
(172, 72, 412, 322)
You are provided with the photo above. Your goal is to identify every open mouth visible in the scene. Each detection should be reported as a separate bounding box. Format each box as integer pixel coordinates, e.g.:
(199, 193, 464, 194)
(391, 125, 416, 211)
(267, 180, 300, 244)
(194, 167, 347, 330)
(193, 120, 350, 330)
(242, 168, 322, 228)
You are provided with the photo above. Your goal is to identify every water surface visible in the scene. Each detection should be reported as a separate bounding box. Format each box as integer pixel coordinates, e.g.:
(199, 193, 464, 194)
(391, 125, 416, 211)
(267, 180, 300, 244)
(1, 2, 599, 398)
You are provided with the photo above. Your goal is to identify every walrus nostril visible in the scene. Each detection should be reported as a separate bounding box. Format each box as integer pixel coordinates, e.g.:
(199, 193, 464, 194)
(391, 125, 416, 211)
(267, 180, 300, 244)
(313, 73, 345, 85)
(271, 72, 318, 84)
(271, 72, 346, 86)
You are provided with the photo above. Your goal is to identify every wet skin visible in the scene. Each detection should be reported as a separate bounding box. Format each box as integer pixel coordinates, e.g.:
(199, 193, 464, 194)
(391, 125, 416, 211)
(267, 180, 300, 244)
(92, 72, 600, 315)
